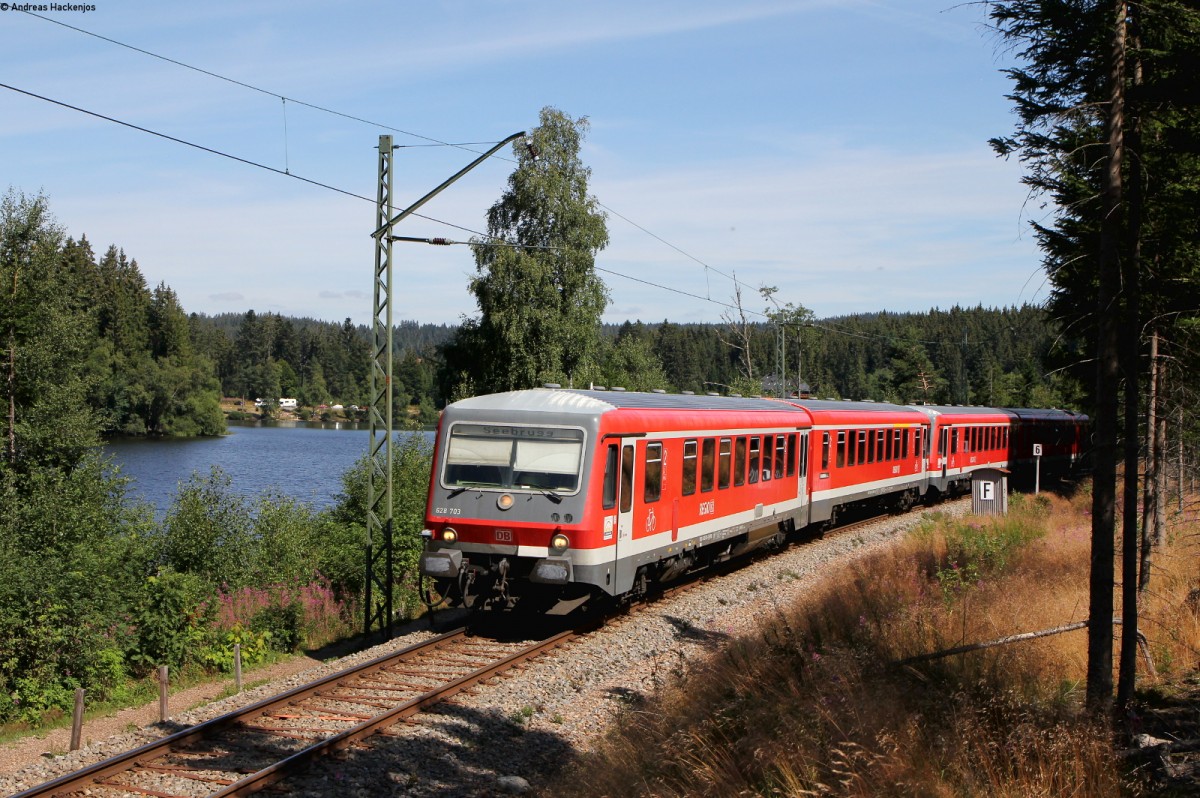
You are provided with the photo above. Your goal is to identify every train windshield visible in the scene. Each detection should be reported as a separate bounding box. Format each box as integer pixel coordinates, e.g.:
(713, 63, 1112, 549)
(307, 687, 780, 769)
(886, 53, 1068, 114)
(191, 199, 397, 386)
(443, 424, 585, 493)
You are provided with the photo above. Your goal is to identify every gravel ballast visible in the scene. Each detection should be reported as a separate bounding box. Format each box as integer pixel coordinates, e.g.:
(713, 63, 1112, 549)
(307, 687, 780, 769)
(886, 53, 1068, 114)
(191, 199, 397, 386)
(0, 500, 967, 797)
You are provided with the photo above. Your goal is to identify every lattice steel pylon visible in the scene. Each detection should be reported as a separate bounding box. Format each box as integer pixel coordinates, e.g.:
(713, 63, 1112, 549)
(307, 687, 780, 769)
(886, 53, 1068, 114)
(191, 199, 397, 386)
(363, 130, 527, 639)
(364, 134, 395, 638)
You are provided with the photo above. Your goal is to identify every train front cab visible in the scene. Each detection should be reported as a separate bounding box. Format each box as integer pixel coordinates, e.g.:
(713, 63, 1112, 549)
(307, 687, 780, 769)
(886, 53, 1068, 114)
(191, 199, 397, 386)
(419, 390, 612, 613)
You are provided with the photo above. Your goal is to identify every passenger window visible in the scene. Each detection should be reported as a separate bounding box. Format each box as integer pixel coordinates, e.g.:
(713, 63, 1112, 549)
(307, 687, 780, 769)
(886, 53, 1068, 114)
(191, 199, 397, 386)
(775, 435, 786, 479)
(701, 438, 716, 492)
(837, 431, 846, 468)
(749, 437, 761, 484)
(718, 438, 732, 489)
(822, 432, 830, 470)
(785, 434, 796, 477)
(799, 434, 809, 477)
(857, 431, 867, 465)
(643, 442, 663, 503)
(734, 437, 747, 487)
(762, 438, 773, 481)
(682, 440, 697, 496)
(602, 444, 618, 510)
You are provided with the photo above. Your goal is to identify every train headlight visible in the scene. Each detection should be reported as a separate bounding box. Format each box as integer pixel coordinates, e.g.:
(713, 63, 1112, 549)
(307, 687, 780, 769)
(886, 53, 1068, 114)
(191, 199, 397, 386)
(441, 527, 458, 543)
(497, 493, 515, 511)
(550, 533, 570, 552)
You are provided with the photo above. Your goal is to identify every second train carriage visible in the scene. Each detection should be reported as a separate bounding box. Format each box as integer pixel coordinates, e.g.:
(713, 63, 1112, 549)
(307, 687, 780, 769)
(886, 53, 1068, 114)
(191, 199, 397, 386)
(419, 387, 1090, 612)
(792, 399, 931, 525)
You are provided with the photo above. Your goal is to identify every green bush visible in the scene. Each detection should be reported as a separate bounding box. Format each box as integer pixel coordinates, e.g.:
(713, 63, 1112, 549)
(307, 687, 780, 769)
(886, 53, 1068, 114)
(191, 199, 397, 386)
(196, 625, 273, 672)
(251, 601, 303, 653)
(934, 514, 1045, 602)
(127, 568, 214, 674)
(159, 468, 253, 587)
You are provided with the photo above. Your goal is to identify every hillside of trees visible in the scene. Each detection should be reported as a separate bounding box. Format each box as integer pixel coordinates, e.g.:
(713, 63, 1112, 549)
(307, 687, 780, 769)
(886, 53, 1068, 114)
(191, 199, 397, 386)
(594, 304, 1080, 409)
(183, 305, 1082, 425)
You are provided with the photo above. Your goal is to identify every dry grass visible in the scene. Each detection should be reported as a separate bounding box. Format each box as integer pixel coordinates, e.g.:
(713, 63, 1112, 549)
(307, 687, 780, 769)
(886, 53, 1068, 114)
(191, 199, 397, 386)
(1130, 494, 1200, 686)
(544, 487, 1200, 797)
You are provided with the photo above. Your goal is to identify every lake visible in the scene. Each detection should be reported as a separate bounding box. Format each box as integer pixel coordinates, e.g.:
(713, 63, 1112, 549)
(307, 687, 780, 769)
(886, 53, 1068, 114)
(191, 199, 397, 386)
(105, 421, 433, 516)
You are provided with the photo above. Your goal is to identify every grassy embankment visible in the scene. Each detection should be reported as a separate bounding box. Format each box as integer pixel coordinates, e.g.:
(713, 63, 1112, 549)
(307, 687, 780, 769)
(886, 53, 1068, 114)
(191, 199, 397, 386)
(547, 486, 1200, 797)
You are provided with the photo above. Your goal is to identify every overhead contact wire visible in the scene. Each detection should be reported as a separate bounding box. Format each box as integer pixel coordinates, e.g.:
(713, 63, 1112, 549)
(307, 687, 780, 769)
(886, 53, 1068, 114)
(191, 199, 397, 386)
(0, 81, 500, 242)
(12, 14, 976, 348)
(22, 8, 767, 299)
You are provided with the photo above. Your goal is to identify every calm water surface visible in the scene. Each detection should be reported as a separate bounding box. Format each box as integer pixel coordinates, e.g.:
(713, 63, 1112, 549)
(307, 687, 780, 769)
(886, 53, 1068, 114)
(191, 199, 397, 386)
(105, 421, 432, 516)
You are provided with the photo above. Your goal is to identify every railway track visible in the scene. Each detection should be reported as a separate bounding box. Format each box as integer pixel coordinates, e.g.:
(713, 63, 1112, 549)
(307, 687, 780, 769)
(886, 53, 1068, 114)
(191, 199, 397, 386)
(13, 627, 578, 798)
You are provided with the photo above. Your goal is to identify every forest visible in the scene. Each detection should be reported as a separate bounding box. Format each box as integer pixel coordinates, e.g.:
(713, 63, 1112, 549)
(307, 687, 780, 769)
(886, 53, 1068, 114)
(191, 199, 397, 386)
(185, 306, 1080, 424)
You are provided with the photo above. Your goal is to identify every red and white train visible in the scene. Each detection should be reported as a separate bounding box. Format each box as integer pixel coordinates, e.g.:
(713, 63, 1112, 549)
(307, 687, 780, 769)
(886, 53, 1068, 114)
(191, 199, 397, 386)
(419, 388, 1089, 612)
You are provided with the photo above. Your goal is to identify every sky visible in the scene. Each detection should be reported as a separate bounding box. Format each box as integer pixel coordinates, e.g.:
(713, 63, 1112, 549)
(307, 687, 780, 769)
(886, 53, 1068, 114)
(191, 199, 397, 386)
(0, 0, 1048, 328)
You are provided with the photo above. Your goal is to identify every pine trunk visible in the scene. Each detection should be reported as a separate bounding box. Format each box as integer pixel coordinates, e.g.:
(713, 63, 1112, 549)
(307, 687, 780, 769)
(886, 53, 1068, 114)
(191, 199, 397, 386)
(1088, 0, 1127, 716)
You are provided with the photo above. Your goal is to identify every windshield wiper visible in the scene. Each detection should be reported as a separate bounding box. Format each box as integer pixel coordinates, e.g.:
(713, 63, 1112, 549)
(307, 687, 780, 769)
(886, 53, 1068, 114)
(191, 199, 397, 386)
(519, 486, 563, 503)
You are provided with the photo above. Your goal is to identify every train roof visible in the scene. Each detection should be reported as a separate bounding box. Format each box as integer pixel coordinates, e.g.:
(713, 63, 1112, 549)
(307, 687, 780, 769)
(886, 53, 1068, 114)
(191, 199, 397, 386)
(444, 391, 1088, 426)
(907, 404, 1012, 418)
(790, 398, 917, 414)
(448, 388, 804, 416)
(908, 404, 1089, 423)
(998, 407, 1090, 422)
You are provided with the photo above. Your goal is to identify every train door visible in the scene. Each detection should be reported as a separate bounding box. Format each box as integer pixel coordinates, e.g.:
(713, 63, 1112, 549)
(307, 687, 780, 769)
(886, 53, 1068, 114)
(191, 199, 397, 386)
(939, 426, 949, 480)
(615, 439, 637, 563)
(796, 431, 810, 525)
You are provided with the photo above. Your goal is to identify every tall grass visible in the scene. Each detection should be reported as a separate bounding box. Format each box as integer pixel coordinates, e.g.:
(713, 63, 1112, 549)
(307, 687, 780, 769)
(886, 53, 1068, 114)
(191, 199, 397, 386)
(210, 574, 355, 653)
(1133, 492, 1200, 686)
(545, 490, 1166, 797)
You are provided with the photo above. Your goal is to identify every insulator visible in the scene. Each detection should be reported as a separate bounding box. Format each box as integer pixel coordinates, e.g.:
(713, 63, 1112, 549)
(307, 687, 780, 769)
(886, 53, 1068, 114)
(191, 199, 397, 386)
(430, 237, 452, 246)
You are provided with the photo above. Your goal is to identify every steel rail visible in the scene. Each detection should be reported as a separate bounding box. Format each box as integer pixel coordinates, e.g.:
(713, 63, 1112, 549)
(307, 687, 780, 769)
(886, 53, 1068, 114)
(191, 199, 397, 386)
(12, 628, 471, 798)
(211, 628, 577, 796)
